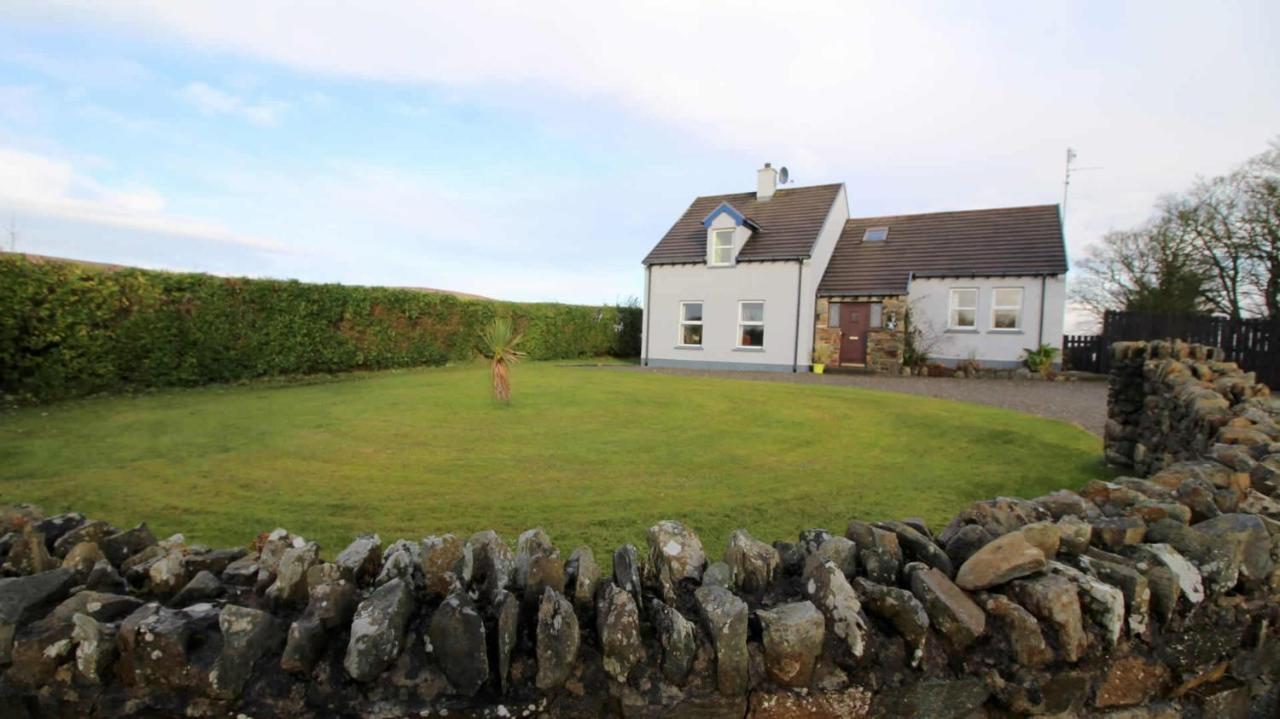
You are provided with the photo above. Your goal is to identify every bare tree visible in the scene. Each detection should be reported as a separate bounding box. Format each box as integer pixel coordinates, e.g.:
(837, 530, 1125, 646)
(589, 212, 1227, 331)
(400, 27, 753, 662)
(1238, 143, 1280, 318)
(1072, 138, 1280, 321)
(1069, 222, 1207, 321)
(1160, 175, 1256, 319)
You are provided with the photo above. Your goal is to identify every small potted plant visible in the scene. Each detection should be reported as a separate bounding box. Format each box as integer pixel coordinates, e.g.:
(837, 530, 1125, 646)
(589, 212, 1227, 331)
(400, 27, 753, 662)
(812, 345, 834, 374)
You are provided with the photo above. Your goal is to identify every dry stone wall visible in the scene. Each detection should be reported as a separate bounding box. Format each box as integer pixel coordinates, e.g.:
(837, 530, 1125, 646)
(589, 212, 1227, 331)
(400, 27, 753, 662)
(2, 341, 1279, 718)
(1105, 339, 1279, 478)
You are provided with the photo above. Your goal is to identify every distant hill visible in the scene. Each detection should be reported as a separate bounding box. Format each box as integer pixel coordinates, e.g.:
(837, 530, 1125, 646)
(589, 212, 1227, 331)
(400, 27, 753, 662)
(7, 252, 493, 301)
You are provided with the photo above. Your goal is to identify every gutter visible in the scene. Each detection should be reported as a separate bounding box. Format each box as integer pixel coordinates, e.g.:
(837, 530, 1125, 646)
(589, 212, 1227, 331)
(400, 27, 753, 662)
(643, 265, 652, 366)
(645, 255, 811, 267)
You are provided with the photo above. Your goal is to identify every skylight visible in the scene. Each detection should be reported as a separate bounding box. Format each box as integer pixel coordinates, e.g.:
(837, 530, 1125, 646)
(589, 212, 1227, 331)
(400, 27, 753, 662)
(863, 227, 888, 242)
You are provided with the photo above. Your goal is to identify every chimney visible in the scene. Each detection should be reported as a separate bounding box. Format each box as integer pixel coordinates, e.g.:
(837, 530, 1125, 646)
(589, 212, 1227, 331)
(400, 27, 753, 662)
(756, 162, 778, 201)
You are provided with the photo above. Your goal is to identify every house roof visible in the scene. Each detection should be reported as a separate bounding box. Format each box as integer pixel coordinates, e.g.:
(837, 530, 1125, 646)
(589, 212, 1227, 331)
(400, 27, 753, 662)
(643, 183, 843, 265)
(818, 204, 1068, 296)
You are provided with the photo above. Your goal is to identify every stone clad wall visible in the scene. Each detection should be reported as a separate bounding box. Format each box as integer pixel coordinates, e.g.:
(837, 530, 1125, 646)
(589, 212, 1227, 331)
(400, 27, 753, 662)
(1, 344, 1279, 717)
(812, 296, 906, 373)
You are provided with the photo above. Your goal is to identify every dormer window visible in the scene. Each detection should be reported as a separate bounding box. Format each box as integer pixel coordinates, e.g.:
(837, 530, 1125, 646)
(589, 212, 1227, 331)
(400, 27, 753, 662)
(710, 228, 734, 265)
(863, 227, 888, 242)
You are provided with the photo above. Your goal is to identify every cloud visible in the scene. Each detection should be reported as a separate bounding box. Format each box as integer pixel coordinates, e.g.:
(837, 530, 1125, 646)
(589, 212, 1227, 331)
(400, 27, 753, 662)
(4, 1, 1278, 306)
(0, 146, 292, 252)
(29, 4, 1277, 210)
(178, 81, 287, 126)
(2, 47, 151, 89)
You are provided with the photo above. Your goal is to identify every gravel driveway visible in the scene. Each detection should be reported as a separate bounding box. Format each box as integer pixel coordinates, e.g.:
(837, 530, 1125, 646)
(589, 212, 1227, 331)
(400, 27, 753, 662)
(594, 366, 1108, 436)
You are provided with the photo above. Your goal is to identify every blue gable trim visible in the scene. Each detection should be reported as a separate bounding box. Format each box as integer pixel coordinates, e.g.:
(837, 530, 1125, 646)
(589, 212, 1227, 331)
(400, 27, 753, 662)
(702, 201, 746, 228)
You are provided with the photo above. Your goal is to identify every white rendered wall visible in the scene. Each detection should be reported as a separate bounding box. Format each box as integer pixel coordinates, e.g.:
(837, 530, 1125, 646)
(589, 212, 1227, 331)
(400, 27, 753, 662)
(645, 261, 805, 369)
(905, 275, 1066, 366)
(796, 185, 849, 365)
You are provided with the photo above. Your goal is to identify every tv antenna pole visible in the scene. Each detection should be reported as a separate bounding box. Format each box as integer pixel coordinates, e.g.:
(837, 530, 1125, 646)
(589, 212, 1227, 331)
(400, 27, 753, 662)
(6, 213, 16, 253)
(1062, 147, 1102, 225)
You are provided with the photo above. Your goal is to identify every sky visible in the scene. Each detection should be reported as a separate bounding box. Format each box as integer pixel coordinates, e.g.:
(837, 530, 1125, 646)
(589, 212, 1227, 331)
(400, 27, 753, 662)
(1, 2, 1277, 325)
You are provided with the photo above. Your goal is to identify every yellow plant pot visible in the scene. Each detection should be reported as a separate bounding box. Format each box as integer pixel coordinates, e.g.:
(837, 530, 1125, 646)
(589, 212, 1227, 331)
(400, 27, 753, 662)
(813, 363, 825, 374)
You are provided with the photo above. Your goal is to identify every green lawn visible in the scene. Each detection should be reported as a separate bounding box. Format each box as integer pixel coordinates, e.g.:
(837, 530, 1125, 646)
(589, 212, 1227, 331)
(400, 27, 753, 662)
(0, 362, 1106, 560)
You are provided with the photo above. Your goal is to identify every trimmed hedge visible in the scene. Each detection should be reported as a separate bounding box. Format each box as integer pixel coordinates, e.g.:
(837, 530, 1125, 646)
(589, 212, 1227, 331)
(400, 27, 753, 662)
(0, 256, 640, 403)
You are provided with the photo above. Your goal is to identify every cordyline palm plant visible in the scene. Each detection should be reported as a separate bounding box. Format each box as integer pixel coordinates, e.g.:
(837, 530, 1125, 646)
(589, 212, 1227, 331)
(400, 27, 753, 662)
(480, 317, 526, 402)
(1021, 343, 1061, 377)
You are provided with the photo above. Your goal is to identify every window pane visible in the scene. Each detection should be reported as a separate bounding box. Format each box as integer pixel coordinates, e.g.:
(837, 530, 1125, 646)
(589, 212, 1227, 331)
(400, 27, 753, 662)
(740, 302, 764, 323)
(993, 309, 1019, 329)
(827, 303, 840, 327)
(869, 303, 883, 328)
(682, 324, 702, 345)
(682, 303, 702, 322)
(994, 288, 1022, 307)
(952, 309, 976, 328)
(714, 229, 734, 246)
(740, 325, 764, 347)
(953, 289, 977, 308)
(863, 227, 888, 241)
(713, 246, 733, 264)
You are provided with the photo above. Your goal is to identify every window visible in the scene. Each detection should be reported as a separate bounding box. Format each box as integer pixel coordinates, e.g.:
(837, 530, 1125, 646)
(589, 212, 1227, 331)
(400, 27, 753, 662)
(827, 302, 840, 327)
(948, 288, 978, 329)
(863, 227, 888, 242)
(710, 229, 734, 265)
(992, 287, 1023, 330)
(869, 303, 883, 328)
(679, 302, 703, 346)
(738, 301, 765, 347)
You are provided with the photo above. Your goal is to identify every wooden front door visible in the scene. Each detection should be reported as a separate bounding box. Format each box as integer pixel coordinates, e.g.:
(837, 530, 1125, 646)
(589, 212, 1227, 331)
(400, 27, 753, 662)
(838, 302, 871, 365)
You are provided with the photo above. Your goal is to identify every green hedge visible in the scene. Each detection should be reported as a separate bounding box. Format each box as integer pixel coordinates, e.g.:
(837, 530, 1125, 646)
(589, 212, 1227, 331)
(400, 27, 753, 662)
(0, 256, 640, 403)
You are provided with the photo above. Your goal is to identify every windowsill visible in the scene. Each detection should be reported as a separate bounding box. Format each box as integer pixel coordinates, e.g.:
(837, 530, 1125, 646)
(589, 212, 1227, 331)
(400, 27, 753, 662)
(674, 345, 703, 350)
(945, 328, 979, 334)
(707, 263, 735, 269)
(988, 329, 1024, 334)
(733, 346, 766, 352)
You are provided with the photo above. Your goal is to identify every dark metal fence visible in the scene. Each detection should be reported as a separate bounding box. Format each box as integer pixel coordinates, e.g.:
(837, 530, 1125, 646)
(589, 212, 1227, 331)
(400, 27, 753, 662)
(1061, 311, 1280, 387)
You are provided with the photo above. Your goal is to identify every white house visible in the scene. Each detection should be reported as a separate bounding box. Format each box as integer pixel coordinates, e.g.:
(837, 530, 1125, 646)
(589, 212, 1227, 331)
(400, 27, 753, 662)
(641, 164, 1068, 373)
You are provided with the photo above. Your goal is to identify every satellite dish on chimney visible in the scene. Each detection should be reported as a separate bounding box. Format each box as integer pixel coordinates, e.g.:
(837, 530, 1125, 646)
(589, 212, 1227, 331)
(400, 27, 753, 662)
(778, 166, 790, 185)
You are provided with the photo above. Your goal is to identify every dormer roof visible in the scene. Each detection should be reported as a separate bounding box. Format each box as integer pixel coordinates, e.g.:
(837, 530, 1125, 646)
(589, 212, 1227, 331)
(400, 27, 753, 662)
(701, 201, 761, 231)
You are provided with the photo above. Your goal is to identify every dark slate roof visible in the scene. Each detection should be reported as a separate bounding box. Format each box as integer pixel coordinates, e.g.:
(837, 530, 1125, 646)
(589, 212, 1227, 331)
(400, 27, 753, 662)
(818, 204, 1068, 296)
(643, 183, 843, 265)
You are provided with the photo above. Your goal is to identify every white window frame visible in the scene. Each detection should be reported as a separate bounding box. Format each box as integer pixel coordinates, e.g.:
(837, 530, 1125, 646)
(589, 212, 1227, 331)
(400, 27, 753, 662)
(990, 287, 1024, 331)
(948, 288, 979, 330)
(737, 300, 765, 348)
(678, 301, 703, 347)
(709, 228, 735, 266)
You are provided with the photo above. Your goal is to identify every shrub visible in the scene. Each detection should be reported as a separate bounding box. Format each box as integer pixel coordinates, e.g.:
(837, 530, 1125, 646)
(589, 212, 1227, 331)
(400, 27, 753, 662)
(0, 256, 641, 403)
(1021, 343, 1061, 377)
